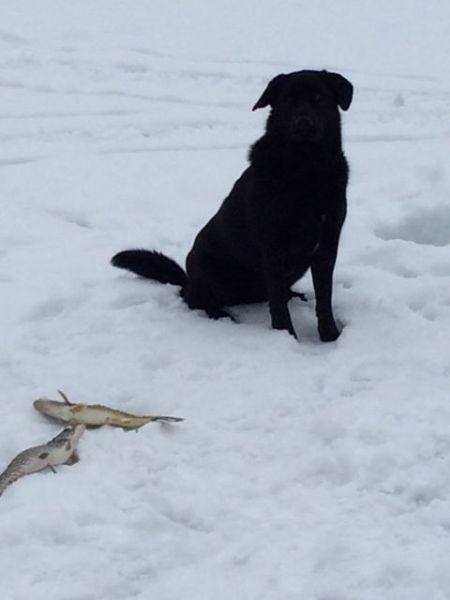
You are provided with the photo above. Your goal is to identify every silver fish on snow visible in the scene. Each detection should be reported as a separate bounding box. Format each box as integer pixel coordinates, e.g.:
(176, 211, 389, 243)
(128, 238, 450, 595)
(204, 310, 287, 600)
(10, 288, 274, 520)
(34, 391, 184, 430)
(0, 424, 85, 497)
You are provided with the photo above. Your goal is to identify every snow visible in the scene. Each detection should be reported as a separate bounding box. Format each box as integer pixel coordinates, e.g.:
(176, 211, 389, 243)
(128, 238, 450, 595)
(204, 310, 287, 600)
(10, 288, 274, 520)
(0, 1, 450, 598)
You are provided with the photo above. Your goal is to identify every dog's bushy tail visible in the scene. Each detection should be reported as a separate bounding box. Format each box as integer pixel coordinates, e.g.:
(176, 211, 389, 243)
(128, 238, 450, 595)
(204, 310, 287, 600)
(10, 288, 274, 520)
(111, 249, 188, 288)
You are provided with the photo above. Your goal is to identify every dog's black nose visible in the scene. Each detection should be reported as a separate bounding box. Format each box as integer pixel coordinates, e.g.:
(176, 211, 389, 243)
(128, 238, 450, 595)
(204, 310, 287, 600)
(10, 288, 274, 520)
(292, 115, 314, 134)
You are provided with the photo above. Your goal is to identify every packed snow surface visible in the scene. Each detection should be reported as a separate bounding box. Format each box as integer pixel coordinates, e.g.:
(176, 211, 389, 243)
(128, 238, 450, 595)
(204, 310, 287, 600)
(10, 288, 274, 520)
(1, 2, 450, 599)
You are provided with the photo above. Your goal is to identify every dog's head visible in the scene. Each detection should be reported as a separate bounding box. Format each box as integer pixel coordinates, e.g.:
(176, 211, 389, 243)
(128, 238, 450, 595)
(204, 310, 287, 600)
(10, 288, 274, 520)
(252, 70, 353, 144)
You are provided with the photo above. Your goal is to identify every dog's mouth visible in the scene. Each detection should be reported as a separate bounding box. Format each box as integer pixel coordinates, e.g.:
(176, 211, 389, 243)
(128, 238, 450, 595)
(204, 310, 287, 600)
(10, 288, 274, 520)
(290, 116, 322, 142)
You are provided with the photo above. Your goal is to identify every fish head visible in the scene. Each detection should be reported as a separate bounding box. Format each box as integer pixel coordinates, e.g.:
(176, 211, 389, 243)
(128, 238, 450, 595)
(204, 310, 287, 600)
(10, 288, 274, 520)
(33, 398, 61, 414)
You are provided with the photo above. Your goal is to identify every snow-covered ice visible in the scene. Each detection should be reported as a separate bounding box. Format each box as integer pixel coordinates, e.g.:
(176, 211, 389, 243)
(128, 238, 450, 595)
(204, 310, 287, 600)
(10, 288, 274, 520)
(0, 2, 450, 599)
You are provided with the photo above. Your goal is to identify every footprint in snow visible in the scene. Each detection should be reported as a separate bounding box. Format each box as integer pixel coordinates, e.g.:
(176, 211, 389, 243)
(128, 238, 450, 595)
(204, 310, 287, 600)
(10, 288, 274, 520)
(375, 204, 450, 247)
(407, 300, 437, 322)
(26, 293, 86, 321)
(47, 209, 91, 229)
(109, 292, 152, 310)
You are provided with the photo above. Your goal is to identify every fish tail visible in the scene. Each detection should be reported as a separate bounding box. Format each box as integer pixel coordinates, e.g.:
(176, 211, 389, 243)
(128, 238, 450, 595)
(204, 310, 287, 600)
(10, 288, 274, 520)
(0, 469, 21, 496)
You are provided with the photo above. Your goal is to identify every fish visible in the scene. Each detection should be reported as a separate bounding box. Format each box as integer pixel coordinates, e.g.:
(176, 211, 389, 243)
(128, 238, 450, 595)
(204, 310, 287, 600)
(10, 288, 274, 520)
(33, 391, 184, 430)
(0, 424, 85, 497)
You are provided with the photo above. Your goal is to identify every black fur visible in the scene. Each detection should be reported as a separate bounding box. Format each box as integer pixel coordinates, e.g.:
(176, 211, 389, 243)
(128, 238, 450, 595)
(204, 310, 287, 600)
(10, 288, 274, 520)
(112, 69, 353, 341)
(112, 250, 187, 287)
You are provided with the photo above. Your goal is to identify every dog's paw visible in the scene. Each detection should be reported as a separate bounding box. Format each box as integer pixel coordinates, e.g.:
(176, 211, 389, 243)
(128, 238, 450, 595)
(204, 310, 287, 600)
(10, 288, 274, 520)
(272, 320, 298, 339)
(289, 291, 308, 302)
(205, 307, 235, 321)
(318, 324, 340, 342)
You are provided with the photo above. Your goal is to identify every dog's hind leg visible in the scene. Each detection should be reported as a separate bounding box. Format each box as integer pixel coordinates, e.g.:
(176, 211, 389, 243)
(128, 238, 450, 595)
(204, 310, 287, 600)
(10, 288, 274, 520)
(184, 287, 234, 321)
(183, 268, 234, 322)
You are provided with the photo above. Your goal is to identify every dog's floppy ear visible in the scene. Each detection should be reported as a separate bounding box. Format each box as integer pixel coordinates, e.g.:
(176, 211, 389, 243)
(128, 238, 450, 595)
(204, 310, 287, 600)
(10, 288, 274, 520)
(252, 74, 287, 111)
(321, 71, 353, 111)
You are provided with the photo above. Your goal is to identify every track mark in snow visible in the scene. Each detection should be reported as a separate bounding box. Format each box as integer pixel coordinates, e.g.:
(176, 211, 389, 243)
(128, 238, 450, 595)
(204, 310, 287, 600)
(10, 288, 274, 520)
(47, 209, 91, 229)
(110, 292, 152, 310)
(26, 298, 68, 321)
(0, 110, 141, 120)
(114, 62, 149, 74)
(64, 215, 90, 229)
(26, 292, 87, 322)
(0, 80, 57, 94)
(210, 56, 295, 69)
(408, 301, 437, 322)
(100, 143, 246, 155)
(376, 205, 450, 246)
(0, 156, 42, 167)
(0, 79, 27, 90)
(348, 133, 438, 144)
(0, 30, 28, 45)
(89, 89, 244, 109)
(357, 69, 438, 83)
(128, 47, 174, 59)
(355, 247, 420, 279)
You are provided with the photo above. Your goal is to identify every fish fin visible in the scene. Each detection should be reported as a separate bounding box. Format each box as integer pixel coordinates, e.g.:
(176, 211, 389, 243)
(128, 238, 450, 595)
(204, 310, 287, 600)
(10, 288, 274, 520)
(65, 451, 80, 466)
(49, 465, 57, 474)
(152, 416, 184, 423)
(58, 390, 73, 406)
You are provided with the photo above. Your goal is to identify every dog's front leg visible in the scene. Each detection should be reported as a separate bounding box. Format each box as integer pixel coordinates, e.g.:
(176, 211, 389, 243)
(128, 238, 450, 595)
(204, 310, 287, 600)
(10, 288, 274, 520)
(261, 250, 296, 338)
(311, 209, 345, 342)
(311, 259, 339, 341)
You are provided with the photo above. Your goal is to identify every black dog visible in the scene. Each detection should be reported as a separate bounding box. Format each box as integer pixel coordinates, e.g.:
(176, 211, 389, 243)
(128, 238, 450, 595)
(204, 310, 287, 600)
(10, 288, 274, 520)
(112, 69, 353, 341)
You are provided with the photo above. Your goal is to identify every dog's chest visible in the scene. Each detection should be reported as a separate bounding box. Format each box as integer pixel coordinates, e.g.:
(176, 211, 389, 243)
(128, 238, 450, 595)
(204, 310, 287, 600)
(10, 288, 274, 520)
(281, 213, 325, 282)
(277, 171, 333, 232)
(283, 162, 335, 206)
(276, 172, 334, 267)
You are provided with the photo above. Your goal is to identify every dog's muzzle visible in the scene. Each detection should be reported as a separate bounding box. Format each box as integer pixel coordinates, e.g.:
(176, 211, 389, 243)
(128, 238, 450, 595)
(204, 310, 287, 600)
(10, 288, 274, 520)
(290, 115, 320, 141)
